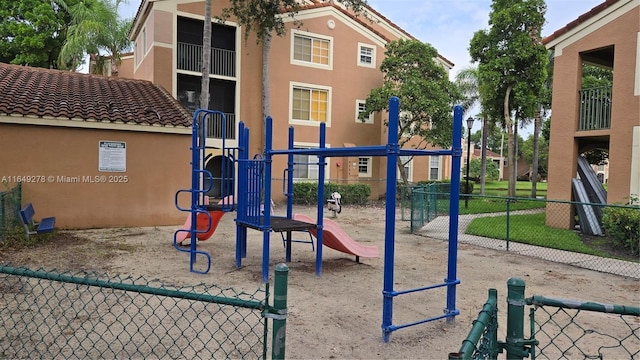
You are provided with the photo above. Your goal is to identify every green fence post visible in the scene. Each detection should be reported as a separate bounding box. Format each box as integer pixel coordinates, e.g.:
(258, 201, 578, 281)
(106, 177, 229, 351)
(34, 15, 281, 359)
(506, 277, 527, 360)
(272, 263, 289, 360)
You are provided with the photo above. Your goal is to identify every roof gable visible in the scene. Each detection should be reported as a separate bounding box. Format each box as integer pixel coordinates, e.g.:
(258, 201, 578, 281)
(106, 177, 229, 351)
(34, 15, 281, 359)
(0, 63, 191, 129)
(543, 0, 638, 48)
(299, 1, 455, 67)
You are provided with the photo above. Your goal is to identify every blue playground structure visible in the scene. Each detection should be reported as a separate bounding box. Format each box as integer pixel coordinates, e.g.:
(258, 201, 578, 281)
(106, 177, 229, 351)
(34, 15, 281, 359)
(176, 96, 464, 342)
(173, 110, 235, 274)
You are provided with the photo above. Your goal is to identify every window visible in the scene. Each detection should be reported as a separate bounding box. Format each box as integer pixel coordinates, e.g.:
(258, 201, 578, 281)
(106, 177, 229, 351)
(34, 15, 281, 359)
(357, 43, 376, 68)
(398, 156, 413, 182)
(290, 82, 331, 126)
(291, 30, 332, 69)
(292, 143, 329, 180)
(429, 156, 440, 180)
(355, 100, 373, 124)
(358, 157, 372, 177)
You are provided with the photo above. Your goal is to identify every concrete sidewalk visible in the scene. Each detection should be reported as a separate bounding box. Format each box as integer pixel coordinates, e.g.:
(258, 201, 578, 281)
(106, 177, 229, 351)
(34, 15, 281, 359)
(416, 212, 640, 279)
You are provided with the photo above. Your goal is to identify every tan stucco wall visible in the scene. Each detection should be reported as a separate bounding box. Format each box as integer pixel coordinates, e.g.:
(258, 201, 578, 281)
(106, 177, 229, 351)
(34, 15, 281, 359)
(0, 123, 191, 229)
(546, 5, 640, 228)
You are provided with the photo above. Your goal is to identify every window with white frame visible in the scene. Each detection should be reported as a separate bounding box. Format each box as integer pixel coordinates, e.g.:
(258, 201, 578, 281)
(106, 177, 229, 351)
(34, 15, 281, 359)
(358, 157, 372, 177)
(290, 82, 331, 126)
(293, 147, 320, 180)
(291, 30, 332, 69)
(355, 100, 373, 124)
(397, 156, 413, 182)
(357, 43, 376, 68)
(429, 156, 440, 180)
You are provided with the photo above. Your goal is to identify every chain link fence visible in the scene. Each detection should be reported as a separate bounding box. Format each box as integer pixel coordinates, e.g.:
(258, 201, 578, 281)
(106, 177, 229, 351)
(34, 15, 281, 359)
(450, 278, 640, 360)
(0, 264, 287, 359)
(409, 189, 639, 278)
(0, 183, 21, 241)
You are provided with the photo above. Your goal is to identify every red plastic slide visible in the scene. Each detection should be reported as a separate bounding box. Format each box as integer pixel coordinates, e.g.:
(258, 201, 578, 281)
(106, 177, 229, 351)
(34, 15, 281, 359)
(293, 213, 379, 258)
(175, 196, 234, 244)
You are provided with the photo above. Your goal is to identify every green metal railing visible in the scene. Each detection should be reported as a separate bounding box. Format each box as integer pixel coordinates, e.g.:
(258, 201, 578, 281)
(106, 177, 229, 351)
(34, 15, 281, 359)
(450, 278, 640, 359)
(0, 264, 289, 359)
(0, 183, 21, 240)
(579, 86, 612, 131)
(400, 183, 449, 231)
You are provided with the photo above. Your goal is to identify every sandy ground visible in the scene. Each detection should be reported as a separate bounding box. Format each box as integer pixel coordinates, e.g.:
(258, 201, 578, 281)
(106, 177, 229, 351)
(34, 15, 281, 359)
(5, 204, 640, 359)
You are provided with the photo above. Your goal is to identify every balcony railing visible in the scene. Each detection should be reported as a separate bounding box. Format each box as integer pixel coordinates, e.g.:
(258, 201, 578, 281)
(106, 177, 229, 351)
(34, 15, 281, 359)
(177, 42, 236, 78)
(578, 86, 612, 131)
(200, 112, 236, 140)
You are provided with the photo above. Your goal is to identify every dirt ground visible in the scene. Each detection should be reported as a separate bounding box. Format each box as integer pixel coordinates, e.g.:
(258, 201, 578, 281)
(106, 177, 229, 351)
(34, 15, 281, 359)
(1, 204, 638, 359)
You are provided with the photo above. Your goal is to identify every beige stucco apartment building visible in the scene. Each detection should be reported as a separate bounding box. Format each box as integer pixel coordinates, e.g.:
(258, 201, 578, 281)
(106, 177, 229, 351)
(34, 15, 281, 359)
(543, 0, 640, 228)
(124, 0, 455, 201)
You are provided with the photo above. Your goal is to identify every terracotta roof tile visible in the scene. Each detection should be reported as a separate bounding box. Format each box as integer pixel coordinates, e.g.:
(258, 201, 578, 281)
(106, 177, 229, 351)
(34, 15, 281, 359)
(0, 62, 191, 128)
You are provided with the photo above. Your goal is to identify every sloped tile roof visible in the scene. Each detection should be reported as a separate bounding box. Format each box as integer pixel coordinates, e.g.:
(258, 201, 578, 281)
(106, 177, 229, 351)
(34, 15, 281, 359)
(0, 62, 191, 128)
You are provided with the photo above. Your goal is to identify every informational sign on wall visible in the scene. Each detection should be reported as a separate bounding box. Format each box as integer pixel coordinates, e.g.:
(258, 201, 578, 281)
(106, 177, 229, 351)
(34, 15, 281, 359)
(98, 141, 127, 172)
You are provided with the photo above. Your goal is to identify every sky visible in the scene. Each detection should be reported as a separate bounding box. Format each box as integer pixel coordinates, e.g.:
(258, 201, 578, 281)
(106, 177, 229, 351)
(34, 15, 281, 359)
(117, 0, 605, 134)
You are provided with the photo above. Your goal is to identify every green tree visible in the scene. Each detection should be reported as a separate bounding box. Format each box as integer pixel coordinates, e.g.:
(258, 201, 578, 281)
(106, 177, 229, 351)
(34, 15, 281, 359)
(58, 0, 133, 73)
(219, 0, 369, 148)
(363, 39, 460, 184)
(521, 126, 549, 178)
(469, 0, 548, 196)
(464, 158, 500, 181)
(581, 62, 613, 89)
(0, 0, 83, 69)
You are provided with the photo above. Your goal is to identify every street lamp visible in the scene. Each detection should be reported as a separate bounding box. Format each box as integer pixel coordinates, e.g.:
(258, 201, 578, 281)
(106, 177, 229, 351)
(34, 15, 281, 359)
(465, 116, 475, 209)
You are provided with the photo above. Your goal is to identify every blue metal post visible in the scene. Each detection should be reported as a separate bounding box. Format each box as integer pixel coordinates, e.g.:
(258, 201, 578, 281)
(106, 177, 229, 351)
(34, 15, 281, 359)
(285, 127, 294, 262)
(190, 112, 201, 271)
(382, 96, 400, 342)
(262, 116, 274, 283)
(315, 122, 326, 276)
(446, 105, 464, 322)
(236, 122, 248, 268)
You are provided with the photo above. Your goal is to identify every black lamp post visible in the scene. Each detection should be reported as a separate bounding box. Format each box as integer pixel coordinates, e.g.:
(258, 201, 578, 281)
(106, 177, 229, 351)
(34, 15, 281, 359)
(465, 117, 475, 208)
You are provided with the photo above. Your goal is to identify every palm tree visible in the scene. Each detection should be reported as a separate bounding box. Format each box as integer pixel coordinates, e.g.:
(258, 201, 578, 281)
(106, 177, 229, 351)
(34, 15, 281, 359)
(58, 0, 133, 75)
(455, 66, 490, 195)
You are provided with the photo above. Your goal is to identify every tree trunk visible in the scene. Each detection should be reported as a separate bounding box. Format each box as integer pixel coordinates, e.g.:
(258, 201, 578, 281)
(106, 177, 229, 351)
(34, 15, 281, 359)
(531, 106, 541, 198)
(480, 117, 487, 195)
(504, 85, 516, 197)
(199, 0, 212, 110)
(262, 33, 272, 152)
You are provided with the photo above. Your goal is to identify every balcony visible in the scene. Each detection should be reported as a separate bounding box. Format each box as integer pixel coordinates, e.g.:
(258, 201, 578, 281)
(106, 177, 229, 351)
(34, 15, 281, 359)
(578, 86, 612, 131)
(203, 112, 236, 140)
(177, 42, 236, 78)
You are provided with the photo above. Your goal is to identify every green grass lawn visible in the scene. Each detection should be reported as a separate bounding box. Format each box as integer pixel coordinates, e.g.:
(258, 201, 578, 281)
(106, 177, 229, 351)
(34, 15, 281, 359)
(466, 212, 608, 257)
(476, 180, 547, 197)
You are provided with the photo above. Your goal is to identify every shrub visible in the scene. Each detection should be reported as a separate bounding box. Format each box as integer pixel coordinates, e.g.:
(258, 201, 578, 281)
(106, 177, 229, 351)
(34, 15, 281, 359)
(461, 181, 474, 195)
(601, 199, 640, 256)
(292, 182, 371, 205)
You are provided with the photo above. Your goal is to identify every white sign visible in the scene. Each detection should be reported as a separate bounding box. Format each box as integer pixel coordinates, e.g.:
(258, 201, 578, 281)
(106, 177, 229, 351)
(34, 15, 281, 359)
(99, 141, 126, 172)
